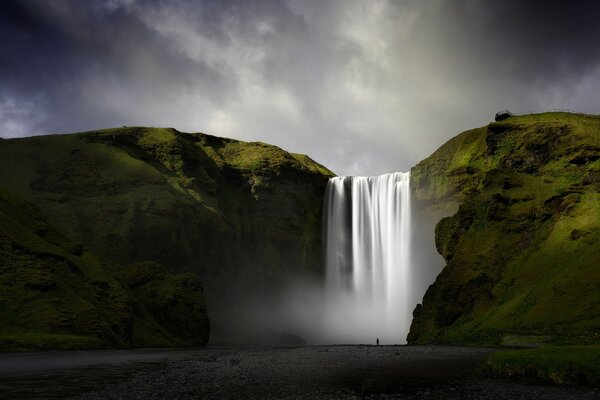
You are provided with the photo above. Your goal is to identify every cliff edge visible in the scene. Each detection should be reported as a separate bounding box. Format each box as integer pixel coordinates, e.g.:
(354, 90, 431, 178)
(0, 127, 333, 349)
(408, 112, 600, 345)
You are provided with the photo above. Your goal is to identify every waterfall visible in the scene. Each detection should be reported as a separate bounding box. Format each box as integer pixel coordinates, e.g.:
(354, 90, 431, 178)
(323, 172, 413, 344)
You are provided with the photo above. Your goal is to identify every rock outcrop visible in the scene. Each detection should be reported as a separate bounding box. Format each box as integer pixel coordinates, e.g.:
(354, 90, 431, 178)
(408, 112, 600, 345)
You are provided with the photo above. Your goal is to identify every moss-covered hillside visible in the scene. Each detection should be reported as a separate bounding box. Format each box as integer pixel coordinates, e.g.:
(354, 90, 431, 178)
(408, 113, 600, 346)
(0, 187, 208, 350)
(0, 127, 333, 348)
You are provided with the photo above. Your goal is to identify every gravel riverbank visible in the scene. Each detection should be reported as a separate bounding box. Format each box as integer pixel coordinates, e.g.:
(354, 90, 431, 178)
(68, 345, 599, 400)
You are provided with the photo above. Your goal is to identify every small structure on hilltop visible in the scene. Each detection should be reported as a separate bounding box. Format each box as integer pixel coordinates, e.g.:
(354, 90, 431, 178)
(495, 109, 514, 121)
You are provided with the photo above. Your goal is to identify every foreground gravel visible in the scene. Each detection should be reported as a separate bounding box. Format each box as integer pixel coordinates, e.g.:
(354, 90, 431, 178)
(71, 345, 600, 400)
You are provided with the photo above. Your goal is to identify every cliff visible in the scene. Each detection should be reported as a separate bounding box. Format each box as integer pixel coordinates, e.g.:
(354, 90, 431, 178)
(0, 127, 333, 349)
(408, 112, 600, 345)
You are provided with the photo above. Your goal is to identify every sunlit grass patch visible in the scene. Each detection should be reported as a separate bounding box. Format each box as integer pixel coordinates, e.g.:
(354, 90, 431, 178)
(486, 345, 600, 385)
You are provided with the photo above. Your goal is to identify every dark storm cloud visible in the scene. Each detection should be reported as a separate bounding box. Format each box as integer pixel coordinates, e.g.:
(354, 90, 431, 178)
(0, 0, 234, 134)
(422, 0, 600, 84)
(1, 0, 599, 175)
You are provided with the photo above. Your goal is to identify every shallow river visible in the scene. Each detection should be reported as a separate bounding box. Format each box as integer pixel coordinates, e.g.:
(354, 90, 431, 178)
(0, 346, 237, 399)
(0, 345, 598, 399)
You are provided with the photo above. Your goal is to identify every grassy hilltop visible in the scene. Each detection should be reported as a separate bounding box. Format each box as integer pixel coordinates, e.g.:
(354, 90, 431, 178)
(408, 112, 600, 346)
(0, 127, 332, 349)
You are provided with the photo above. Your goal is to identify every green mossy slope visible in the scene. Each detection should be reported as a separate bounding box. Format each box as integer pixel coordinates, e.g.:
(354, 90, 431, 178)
(408, 113, 600, 346)
(0, 127, 332, 348)
(0, 187, 208, 350)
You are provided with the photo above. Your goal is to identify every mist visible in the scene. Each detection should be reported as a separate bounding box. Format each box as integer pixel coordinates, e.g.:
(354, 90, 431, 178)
(211, 172, 445, 346)
(212, 221, 443, 346)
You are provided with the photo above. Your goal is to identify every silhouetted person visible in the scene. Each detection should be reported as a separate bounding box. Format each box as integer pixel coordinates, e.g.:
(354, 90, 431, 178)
(376, 338, 379, 346)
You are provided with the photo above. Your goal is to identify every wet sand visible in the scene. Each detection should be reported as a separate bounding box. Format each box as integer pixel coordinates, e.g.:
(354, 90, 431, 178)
(1, 345, 598, 399)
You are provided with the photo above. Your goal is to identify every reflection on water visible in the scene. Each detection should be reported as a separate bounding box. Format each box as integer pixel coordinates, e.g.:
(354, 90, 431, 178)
(0, 361, 166, 399)
(0, 347, 234, 400)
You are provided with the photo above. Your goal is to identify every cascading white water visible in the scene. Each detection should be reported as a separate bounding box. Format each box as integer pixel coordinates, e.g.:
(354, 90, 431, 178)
(323, 172, 413, 344)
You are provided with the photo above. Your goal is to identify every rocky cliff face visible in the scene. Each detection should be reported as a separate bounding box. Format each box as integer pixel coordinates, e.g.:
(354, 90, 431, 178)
(408, 113, 600, 345)
(0, 127, 332, 348)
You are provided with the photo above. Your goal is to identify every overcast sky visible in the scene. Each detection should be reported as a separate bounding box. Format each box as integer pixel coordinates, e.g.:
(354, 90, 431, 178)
(1, 0, 599, 175)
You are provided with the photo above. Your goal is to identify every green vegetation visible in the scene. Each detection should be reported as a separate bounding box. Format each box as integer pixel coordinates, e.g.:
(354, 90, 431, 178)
(486, 345, 600, 385)
(0, 333, 104, 351)
(0, 185, 209, 350)
(0, 126, 332, 350)
(408, 113, 600, 346)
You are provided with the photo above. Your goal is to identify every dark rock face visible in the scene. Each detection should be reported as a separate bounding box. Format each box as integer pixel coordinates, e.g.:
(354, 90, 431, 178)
(277, 332, 307, 345)
(117, 262, 210, 346)
(0, 127, 333, 349)
(408, 113, 600, 346)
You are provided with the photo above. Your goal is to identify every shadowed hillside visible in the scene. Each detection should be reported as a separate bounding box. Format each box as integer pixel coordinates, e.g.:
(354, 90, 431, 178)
(0, 127, 333, 348)
(0, 187, 209, 350)
(408, 112, 600, 346)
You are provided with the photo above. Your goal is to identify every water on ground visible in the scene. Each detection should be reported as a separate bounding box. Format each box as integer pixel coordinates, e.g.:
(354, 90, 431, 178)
(1, 345, 598, 399)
